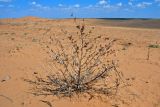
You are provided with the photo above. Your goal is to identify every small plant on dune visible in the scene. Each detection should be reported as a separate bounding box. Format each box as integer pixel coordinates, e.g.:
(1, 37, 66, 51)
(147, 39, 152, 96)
(147, 43, 160, 60)
(24, 22, 123, 100)
(148, 44, 160, 48)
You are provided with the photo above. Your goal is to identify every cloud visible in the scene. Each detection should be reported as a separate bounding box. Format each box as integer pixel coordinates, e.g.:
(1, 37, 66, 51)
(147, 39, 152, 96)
(155, 0, 160, 6)
(84, 0, 124, 10)
(57, 4, 80, 9)
(31, 1, 50, 10)
(136, 2, 152, 8)
(73, 4, 80, 8)
(85, 4, 93, 8)
(31, 1, 36, 5)
(128, 2, 133, 6)
(117, 2, 122, 7)
(99, 0, 107, 5)
(8, 4, 14, 7)
(0, 4, 14, 8)
(0, 0, 11, 2)
(58, 4, 63, 7)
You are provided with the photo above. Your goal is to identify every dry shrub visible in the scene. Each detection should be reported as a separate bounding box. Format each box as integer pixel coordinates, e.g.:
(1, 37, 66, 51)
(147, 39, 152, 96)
(24, 22, 123, 100)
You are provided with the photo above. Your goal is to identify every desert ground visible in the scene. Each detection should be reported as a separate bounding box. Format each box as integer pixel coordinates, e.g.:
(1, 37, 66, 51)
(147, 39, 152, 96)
(0, 17, 160, 107)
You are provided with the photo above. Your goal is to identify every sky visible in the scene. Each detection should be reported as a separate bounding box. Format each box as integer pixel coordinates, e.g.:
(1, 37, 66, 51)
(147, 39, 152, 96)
(0, 0, 160, 18)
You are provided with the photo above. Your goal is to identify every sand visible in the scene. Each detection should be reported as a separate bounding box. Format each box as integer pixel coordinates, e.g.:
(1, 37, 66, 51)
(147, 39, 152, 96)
(0, 17, 160, 107)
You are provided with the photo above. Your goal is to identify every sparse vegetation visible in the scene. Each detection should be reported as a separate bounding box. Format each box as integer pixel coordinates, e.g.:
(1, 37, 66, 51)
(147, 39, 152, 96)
(147, 44, 160, 60)
(147, 47, 150, 60)
(24, 22, 123, 100)
(121, 42, 132, 50)
(32, 38, 37, 42)
(24, 33, 28, 36)
(148, 44, 160, 48)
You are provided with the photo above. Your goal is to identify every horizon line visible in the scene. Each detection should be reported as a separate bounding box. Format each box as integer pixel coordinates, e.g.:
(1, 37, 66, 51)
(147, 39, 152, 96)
(0, 16, 160, 20)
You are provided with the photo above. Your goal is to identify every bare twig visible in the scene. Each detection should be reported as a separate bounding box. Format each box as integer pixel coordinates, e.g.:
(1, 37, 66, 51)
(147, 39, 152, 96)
(40, 100, 53, 107)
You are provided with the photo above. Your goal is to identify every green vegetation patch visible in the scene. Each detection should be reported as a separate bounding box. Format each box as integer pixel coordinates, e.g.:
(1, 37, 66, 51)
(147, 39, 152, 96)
(148, 44, 160, 48)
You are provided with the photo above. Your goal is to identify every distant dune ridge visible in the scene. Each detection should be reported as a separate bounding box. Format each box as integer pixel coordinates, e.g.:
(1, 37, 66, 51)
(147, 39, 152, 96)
(91, 18, 160, 29)
(1, 17, 160, 29)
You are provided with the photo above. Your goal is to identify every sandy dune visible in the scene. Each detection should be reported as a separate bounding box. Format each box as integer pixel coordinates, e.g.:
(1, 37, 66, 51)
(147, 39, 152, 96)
(0, 17, 160, 107)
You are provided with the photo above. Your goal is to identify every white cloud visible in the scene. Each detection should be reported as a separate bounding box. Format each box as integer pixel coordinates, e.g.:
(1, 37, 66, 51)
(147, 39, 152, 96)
(124, 8, 133, 12)
(136, 2, 152, 8)
(58, 4, 63, 7)
(8, 4, 14, 7)
(84, 4, 98, 9)
(128, 2, 133, 6)
(85, 0, 124, 10)
(117, 2, 122, 7)
(99, 0, 107, 5)
(73, 4, 80, 8)
(155, 0, 160, 6)
(31, 1, 36, 5)
(57, 4, 80, 9)
(31, 1, 50, 10)
(86, 4, 93, 8)
(0, 0, 11, 2)
(0, 4, 14, 8)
